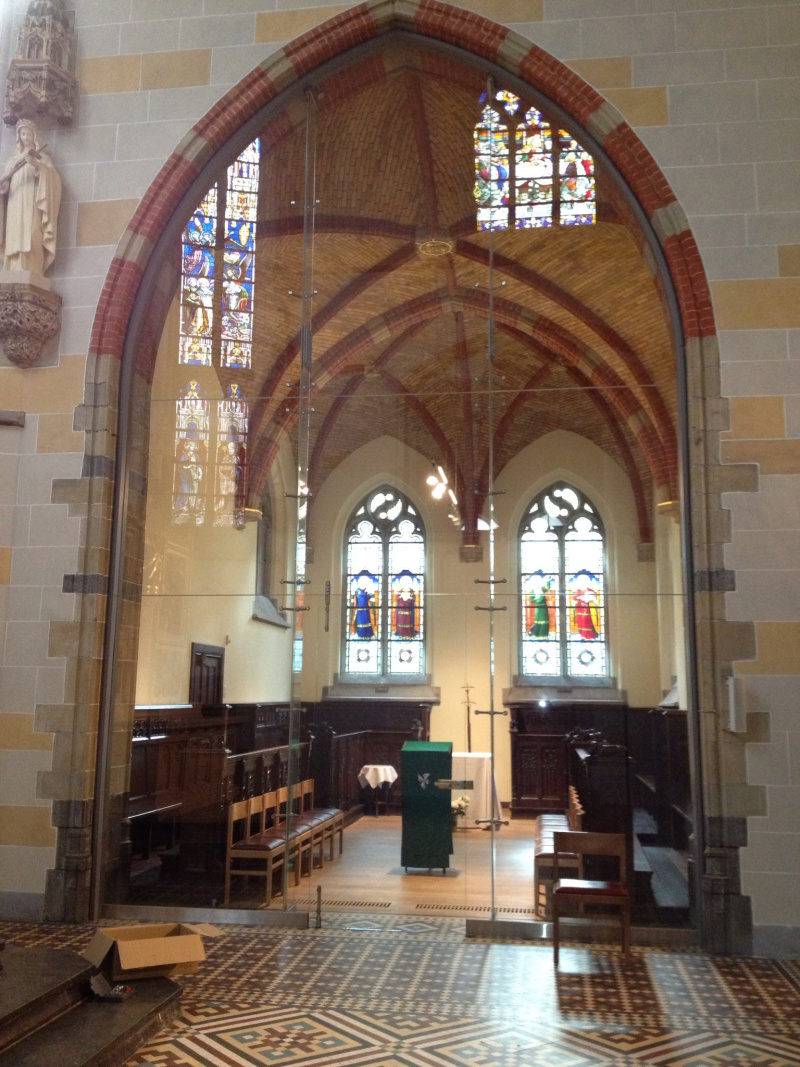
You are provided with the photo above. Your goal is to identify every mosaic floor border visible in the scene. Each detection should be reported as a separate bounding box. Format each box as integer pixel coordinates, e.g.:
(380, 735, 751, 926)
(123, 1004, 800, 1067)
(3, 919, 800, 1067)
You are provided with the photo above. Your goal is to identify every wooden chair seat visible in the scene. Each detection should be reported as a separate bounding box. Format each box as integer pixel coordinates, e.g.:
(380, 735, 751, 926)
(552, 831, 631, 965)
(554, 878, 628, 896)
(224, 792, 287, 905)
(234, 831, 286, 850)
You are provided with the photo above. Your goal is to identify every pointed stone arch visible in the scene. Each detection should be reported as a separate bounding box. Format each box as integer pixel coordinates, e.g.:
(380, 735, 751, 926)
(55, 0, 750, 952)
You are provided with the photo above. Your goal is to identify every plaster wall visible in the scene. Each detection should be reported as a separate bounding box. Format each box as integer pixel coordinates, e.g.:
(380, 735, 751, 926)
(134, 307, 294, 706)
(303, 430, 665, 805)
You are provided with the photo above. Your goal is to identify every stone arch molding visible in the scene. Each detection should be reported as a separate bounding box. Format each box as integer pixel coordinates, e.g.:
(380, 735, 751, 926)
(91, 0, 714, 364)
(62, 0, 750, 951)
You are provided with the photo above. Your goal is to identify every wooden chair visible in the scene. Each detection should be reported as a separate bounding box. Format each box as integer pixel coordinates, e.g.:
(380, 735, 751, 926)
(224, 792, 286, 905)
(275, 785, 314, 881)
(552, 831, 630, 965)
(294, 779, 344, 867)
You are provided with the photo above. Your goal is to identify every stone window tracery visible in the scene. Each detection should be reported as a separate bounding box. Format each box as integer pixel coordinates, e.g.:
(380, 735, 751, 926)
(519, 482, 608, 680)
(343, 487, 426, 678)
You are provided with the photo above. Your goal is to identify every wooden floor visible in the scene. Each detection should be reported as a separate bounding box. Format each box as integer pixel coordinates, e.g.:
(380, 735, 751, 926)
(277, 813, 540, 917)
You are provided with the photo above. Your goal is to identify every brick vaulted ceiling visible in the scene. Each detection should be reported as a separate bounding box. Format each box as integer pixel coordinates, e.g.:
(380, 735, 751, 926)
(234, 40, 677, 545)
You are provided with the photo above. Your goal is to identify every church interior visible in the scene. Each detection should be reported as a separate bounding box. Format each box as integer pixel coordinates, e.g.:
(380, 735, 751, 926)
(114, 35, 694, 930)
(2, 0, 800, 1059)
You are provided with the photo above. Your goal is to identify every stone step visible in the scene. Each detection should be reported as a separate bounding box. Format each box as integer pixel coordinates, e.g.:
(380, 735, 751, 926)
(0, 946, 93, 1052)
(0, 946, 181, 1067)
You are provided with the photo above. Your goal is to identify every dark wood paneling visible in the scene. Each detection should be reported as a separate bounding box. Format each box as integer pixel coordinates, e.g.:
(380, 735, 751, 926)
(304, 700, 432, 812)
(511, 734, 568, 815)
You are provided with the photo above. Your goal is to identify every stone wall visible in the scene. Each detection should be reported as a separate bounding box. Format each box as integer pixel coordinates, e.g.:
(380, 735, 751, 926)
(0, 0, 797, 944)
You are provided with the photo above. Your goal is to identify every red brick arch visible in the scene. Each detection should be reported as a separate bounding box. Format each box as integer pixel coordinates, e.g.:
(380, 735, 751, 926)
(90, 0, 713, 372)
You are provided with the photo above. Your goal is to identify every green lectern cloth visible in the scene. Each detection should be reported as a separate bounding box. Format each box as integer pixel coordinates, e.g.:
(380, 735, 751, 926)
(400, 741, 453, 870)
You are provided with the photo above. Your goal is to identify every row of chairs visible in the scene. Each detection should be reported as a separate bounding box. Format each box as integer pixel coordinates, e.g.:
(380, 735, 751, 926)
(224, 780, 343, 906)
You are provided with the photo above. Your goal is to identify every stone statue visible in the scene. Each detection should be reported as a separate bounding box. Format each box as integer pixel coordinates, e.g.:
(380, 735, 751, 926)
(0, 118, 61, 275)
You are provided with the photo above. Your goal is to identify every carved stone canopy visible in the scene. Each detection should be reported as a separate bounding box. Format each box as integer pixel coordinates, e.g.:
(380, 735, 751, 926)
(0, 280, 61, 367)
(4, 0, 77, 127)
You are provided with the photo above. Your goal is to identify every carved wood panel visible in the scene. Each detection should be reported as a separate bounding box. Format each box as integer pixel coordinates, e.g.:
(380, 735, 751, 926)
(511, 734, 568, 815)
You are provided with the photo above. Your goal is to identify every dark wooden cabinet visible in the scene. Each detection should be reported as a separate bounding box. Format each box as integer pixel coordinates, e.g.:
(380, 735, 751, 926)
(510, 733, 568, 815)
(508, 699, 628, 818)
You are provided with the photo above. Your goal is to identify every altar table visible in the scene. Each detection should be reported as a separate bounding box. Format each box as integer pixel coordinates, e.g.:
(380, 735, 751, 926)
(358, 764, 398, 789)
(358, 764, 398, 816)
(451, 752, 502, 827)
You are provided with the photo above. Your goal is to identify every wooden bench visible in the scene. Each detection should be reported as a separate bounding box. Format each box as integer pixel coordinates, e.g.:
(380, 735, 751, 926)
(224, 781, 343, 905)
(533, 786, 585, 919)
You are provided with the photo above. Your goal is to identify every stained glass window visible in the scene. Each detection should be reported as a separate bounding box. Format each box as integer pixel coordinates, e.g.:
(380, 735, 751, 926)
(180, 187, 216, 366)
(180, 139, 259, 369)
(214, 383, 248, 525)
(474, 91, 595, 231)
(520, 483, 607, 680)
(175, 141, 259, 525)
(343, 488, 425, 677)
(221, 140, 258, 371)
(173, 381, 209, 525)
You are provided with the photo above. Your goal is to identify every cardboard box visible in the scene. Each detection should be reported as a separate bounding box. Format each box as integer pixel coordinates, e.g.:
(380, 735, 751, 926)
(83, 923, 222, 980)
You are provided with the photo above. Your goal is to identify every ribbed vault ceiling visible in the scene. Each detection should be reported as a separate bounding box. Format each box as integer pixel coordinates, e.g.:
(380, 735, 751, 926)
(231, 39, 677, 544)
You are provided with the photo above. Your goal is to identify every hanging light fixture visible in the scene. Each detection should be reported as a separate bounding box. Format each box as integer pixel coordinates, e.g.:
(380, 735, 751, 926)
(426, 463, 449, 500)
(427, 463, 461, 525)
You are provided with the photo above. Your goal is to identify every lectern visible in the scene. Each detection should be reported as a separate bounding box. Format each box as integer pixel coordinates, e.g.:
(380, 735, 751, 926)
(401, 740, 453, 872)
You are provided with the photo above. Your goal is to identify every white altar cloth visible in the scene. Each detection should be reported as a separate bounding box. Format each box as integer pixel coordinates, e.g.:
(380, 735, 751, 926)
(451, 752, 502, 827)
(358, 764, 398, 789)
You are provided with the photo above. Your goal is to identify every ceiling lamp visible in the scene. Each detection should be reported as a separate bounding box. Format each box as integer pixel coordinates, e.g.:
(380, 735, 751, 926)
(426, 464, 449, 500)
(417, 233, 454, 257)
(427, 463, 461, 526)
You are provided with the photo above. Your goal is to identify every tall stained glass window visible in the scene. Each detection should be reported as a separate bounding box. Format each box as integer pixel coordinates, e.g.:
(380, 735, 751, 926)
(214, 383, 248, 525)
(173, 380, 209, 525)
(221, 140, 258, 371)
(520, 483, 608, 680)
(475, 91, 595, 231)
(175, 141, 259, 524)
(343, 488, 425, 677)
(180, 139, 259, 369)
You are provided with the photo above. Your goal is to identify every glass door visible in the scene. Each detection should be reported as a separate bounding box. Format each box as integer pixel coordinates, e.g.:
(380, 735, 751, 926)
(101, 38, 695, 934)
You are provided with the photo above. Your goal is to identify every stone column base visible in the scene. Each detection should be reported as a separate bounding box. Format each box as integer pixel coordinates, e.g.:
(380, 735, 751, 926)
(700, 816, 753, 955)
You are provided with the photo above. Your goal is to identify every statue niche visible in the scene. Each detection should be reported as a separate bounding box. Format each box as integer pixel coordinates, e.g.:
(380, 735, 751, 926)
(4, 0, 78, 128)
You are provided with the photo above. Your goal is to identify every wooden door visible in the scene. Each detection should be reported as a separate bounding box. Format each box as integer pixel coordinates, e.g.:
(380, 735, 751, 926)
(190, 643, 224, 705)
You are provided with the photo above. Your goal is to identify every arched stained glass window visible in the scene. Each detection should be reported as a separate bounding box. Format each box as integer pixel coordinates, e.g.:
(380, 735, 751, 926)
(520, 483, 608, 680)
(343, 488, 425, 677)
(174, 141, 259, 525)
(474, 91, 595, 231)
(173, 380, 209, 525)
(180, 139, 259, 370)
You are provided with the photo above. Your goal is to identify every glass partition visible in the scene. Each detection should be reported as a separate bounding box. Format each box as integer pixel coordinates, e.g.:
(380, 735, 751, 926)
(100, 37, 695, 935)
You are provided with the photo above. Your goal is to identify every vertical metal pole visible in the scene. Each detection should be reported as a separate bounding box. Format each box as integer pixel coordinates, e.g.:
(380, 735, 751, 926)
(283, 89, 316, 906)
(485, 77, 498, 922)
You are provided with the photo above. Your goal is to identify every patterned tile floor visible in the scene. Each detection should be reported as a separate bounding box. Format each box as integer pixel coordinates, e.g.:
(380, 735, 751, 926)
(2, 915, 799, 1066)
